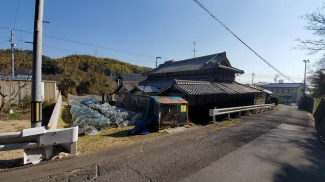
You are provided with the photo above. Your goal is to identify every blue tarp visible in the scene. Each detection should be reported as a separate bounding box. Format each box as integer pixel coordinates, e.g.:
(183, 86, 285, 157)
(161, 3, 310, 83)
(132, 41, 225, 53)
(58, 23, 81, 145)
(81, 99, 99, 105)
(128, 96, 183, 135)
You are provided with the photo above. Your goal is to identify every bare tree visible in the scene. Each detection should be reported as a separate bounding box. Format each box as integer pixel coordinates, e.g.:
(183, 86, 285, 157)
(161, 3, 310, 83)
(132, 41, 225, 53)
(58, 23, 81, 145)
(296, 3, 325, 96)
(297, 3, 325, 54)
(0, 74, 31, 112)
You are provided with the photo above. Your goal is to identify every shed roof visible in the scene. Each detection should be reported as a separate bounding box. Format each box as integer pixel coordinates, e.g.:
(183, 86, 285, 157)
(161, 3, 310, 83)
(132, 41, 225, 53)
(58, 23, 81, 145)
(154, 96, 188, 104)
(263, 83, 303, 88)
(145, 52, 244, 75)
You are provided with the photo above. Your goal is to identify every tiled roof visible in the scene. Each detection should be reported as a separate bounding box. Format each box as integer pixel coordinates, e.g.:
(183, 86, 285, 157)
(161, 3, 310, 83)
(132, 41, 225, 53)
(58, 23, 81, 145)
(117, 74, 146, 82)
(145, 52, 244, 75)
(159, 79, 262, 96)
(138, 75, 216, 90)
(113, 81, 138, 94)
(174, 80, 225, 95)
(220, 82, 261, 94)
(263, 83, 303, 88)
(136, 86, 160, 93)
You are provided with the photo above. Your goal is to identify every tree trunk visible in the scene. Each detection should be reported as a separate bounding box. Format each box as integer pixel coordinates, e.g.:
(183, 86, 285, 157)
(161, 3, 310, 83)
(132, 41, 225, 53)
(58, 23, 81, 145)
(0, 98, 7, 113)
(101, 93, 105, 104)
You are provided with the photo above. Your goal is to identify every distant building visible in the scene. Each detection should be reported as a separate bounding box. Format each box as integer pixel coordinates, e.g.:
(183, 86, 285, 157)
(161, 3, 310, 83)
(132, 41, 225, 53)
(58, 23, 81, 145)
(112, 73, 147, 108)
(263, 83, 304, 104)
(114, 73, 146, 86)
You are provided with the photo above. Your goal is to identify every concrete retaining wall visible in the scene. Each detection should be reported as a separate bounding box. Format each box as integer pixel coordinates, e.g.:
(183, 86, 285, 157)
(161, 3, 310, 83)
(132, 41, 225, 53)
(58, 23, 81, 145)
(314, 97, 325, 139)
(48, 93, 62, 130)
(298, 96, 314, 113)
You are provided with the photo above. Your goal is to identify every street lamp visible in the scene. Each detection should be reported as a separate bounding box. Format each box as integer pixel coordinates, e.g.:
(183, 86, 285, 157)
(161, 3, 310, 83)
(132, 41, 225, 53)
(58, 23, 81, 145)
(303, 60, 310, 97)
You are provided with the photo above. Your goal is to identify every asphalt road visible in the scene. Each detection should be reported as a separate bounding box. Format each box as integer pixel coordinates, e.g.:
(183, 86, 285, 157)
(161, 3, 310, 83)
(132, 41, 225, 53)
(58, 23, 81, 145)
(0, 104, 323, 182)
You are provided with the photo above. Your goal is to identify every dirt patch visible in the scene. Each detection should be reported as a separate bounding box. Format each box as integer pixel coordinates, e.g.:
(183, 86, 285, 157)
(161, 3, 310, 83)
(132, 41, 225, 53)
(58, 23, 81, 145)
(0, 119, 30, 133)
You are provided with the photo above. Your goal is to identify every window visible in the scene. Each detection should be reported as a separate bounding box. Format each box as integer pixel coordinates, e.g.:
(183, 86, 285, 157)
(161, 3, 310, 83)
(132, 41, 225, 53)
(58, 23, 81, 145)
(276, 89, 279, 93)
(282, 89, 284, 93)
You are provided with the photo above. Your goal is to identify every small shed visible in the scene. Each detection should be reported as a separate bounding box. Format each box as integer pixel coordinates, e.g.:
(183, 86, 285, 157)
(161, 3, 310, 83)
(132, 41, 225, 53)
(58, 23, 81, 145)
(153, 96, 188, 130)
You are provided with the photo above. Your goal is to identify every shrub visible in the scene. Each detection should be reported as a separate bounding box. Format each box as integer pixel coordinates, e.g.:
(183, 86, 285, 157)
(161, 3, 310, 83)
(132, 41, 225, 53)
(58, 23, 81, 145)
(270, 96, 279, 105)
(18, 95, 31, 108)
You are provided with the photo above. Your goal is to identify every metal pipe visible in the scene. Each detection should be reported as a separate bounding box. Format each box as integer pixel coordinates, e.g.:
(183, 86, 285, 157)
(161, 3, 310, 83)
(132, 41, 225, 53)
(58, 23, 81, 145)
(31, 0, 44, 128)
(216, 106, 273, 115)
(213, 104, 274, 112)
(0, 142, 38, 151)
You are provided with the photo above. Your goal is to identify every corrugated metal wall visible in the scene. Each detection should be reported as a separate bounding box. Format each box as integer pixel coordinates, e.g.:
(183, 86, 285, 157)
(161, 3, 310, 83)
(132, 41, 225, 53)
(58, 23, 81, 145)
(44, 81, 57, 101)
(0, 79, 57, 105)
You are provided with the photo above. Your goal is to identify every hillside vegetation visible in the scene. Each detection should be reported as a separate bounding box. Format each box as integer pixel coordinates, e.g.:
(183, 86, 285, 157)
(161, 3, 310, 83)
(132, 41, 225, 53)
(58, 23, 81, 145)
(0, 49, 151, 95)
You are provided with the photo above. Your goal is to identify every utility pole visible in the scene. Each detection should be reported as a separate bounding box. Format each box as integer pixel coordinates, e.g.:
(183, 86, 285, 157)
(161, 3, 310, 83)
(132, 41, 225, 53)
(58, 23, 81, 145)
(31, 0, 44, 128)
(303, 60, 310, 97)
(155, 57, 161, 68)
(274, 74, 279, 83)
(9, 28, 15, 78)
(193, 42, 196, 57)
(251, 73, 255, 85)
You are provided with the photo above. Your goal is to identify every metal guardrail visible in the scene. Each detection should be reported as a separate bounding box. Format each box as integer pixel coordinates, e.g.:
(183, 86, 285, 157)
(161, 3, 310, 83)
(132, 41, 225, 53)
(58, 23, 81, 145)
(209, 104, 275, 122)
(0, 93, 78, 165)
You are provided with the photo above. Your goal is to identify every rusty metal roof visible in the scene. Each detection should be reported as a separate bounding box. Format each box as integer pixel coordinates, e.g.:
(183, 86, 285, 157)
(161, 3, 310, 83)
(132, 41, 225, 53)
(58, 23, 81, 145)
(154, 96, 188, 104)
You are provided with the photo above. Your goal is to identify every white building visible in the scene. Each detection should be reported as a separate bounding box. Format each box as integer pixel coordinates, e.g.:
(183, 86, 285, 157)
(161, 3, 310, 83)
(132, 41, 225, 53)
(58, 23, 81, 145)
(263, 83, 304, 104)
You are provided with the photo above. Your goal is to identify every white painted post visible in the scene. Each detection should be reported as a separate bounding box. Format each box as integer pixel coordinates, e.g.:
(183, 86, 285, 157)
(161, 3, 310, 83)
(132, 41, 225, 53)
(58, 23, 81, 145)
(213, 107, 216, 122)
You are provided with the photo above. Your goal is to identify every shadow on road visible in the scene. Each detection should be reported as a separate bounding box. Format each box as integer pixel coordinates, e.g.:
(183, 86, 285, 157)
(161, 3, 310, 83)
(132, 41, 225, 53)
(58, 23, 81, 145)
(272, 134, 325, 182)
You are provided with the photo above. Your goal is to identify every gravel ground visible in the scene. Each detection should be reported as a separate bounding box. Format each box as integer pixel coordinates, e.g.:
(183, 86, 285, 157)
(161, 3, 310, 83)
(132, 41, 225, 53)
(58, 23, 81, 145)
(0, 104, 313, 182)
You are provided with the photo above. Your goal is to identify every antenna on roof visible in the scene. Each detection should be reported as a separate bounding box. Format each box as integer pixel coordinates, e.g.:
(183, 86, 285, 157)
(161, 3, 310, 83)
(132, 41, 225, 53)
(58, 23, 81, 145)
(155, 57, 161, 68)
(193, 41, 196, 57)
(274, 74, 279, 83)
(251, 72, 255, 85)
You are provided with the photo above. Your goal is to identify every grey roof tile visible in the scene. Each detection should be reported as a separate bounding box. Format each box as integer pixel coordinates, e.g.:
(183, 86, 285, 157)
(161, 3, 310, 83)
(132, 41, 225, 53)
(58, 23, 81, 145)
(117, 74, 146, 82)
(146, 52, 243, 75)
(159, 79, 262, 96)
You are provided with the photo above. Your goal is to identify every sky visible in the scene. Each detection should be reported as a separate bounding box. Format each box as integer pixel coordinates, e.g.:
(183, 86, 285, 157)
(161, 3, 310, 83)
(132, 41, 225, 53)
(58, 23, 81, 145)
(0, 0, 323, 84)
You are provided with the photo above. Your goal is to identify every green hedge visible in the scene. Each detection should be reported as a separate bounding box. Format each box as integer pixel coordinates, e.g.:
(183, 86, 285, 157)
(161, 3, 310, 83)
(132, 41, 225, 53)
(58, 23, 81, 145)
(270, 96, 279, 105)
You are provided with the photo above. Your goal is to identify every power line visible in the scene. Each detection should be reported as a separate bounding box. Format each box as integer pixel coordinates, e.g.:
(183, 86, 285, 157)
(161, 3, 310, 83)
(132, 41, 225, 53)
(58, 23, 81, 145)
(0, 25, 156, 58)
(13, 0, 20, 29)
(192, 0, 295, 83)
(43, 44, 84, 54)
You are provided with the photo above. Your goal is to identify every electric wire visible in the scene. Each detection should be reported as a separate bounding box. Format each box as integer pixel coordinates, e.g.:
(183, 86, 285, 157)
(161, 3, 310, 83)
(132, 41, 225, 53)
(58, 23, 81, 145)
(0, 26, 156, 58)
(13, 0, 20, 29)
(193, 0, 295, 83)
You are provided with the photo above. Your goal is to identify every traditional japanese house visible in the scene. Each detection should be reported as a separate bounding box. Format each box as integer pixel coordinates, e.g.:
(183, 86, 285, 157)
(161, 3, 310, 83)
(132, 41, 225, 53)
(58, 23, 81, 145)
(112, 74, 147, 108)
(139, 52, 265, 123)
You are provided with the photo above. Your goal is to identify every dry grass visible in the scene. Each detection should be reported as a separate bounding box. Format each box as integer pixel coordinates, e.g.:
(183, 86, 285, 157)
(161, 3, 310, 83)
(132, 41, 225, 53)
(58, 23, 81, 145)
(78, 126, 168, 154)
(57, 102, 72, 128)
(209, 119, 241, 130)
